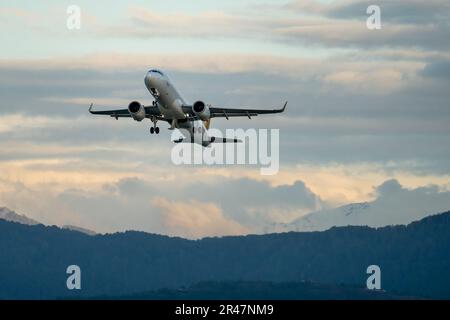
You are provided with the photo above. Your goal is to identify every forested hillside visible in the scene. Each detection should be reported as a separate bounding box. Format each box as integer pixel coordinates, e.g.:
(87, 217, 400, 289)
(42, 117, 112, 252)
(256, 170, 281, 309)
(0, 211, 449, 299)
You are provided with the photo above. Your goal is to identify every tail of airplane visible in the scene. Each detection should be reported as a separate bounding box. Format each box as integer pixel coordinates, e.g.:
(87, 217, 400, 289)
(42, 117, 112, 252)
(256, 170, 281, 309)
(205, 119, 241, 143)
(173, 119, 241, 146)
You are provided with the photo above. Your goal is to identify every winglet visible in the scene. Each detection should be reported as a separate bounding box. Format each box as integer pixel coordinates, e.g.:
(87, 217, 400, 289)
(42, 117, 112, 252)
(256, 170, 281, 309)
(89, 103, 94, 113)
(281, 101, 288, 112)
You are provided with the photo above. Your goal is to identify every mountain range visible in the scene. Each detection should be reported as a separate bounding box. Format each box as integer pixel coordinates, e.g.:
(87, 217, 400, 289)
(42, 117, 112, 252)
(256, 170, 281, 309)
(0, 207, 96, 235)
(3, 197, 442, 237)
(0, 208, 449, 299)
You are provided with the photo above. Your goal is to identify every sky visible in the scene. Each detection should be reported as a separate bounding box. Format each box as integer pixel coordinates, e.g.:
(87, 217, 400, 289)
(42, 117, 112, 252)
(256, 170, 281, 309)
(1, 0, 450, 238)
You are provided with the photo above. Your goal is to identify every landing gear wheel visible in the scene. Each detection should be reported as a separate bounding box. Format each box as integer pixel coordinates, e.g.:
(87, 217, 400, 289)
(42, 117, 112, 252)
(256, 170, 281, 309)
(155, 127, 160, 134)
(150, 127, 155, 134)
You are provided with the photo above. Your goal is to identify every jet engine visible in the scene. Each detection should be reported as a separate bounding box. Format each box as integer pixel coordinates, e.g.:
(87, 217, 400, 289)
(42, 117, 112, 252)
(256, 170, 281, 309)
(128, 101, 146, 121)
(192, 101, 211, 121)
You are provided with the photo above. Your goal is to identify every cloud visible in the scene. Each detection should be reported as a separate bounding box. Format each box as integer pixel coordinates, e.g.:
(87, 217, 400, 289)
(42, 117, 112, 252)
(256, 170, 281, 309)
(83, 3, 450, 50)
(0, 179, 84, 228)
(368, 178, 450, 225)
(275, 18, 439, 48)
(322, 68, 405, 93)
(0, 53, 321, 76)
(111, 176, 325, 229)
(3, 2, 450, 62)
(276, 178, 450, 232)
(0, 7, 42, 22)
(41, 96, 132, 107)
(121, 7, 264, 40)
(282, 0, 450, 49)
(323, 0, 450, 24)
(2, 172, 449, 237)
(151, 197, 249, 239)
(0, 170, 325, 236)
(0, 52, 424, 95)
(1, 1, 449, 239)
(0, 114, 60, 134)
(420, 59, 450, 81)
(375, 178, 403, 197)
(1, 52, 449, 176)
(182, 178, 325, 226)
(288, 0, 450, 24)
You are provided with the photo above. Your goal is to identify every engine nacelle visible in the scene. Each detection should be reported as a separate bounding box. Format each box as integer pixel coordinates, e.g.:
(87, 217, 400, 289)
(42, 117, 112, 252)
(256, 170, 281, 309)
(128, 101, 145, 121)
(192, 100, 211, 121)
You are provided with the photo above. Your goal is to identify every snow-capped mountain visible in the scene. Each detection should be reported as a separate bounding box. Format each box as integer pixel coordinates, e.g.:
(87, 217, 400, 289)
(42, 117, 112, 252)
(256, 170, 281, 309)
(0, 207, 40, 226)
(268, 193, 448, 233)
(267, 179, 450, 233)
(268, 202, 371, 233)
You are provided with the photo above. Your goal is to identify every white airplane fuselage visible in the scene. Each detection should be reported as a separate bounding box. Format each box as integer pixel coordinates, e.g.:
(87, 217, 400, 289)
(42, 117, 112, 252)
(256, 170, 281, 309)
(144, 69, 209, 144)
(144, 69, 186, 120)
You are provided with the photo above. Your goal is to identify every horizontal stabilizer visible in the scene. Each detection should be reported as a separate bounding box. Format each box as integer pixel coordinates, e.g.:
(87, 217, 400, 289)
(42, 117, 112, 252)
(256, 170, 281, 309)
(172, 137, 241, 144)
(210, 137, 241, 143)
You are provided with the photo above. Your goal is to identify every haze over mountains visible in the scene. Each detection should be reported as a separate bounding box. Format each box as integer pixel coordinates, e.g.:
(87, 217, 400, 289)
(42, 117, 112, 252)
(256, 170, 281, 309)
(5, 177, 450, 237)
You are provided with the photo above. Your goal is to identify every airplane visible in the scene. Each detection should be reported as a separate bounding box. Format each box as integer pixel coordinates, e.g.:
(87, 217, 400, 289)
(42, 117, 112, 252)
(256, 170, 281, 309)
(89, 69, 287, 146)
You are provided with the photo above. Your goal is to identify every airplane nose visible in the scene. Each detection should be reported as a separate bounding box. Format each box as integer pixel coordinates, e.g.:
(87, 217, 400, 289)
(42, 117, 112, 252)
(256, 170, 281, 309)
(144, 72, 153, 86)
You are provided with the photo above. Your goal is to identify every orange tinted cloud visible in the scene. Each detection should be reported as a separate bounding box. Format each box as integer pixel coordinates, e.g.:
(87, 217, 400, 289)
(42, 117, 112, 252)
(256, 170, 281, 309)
(151, 197, 250, 239)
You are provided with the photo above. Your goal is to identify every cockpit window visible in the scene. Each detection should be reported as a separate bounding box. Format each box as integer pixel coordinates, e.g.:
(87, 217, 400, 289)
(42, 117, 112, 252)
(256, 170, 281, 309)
(149, 69, 164, 76)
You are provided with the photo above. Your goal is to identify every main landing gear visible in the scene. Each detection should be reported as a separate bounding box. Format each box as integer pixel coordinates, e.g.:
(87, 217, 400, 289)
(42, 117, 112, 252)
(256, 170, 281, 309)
(150, 117, 160, 134)
(150, 126, 160, 134)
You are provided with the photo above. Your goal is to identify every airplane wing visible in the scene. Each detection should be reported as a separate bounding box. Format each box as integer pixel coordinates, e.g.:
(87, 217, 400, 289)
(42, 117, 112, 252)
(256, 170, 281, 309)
(88, 104, 161, 119)
(182, 101, 287, 119)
